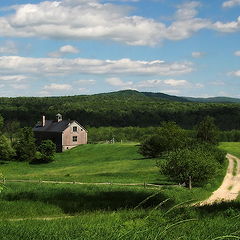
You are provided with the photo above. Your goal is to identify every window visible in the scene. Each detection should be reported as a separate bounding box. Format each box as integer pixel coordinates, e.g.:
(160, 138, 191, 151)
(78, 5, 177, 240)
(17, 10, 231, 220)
(73, 136, 78, 142)
(73, 126, 77, 132)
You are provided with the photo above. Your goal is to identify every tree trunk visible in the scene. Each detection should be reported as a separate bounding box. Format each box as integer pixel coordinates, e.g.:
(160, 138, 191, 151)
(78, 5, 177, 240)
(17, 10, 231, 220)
(189, 176, 192, 190)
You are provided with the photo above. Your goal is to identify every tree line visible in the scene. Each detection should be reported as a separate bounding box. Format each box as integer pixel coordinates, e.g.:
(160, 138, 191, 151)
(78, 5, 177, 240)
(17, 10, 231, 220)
(0, 91, 240, 130)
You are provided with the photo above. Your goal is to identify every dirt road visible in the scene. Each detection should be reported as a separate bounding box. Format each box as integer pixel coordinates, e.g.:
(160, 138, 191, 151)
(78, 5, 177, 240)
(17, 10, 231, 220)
(200, 153, 240, 205)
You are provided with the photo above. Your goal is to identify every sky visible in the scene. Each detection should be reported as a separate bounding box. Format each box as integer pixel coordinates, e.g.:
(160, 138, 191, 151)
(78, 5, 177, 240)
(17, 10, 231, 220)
(0, 0, 239, 98)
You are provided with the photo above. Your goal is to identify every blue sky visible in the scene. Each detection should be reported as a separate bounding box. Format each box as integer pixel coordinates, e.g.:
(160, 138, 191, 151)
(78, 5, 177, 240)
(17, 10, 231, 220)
(0, 0, 239, 97)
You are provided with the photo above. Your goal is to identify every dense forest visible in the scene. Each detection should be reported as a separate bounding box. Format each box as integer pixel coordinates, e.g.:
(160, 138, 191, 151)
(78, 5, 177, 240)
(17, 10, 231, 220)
(0, 90, 240, 130)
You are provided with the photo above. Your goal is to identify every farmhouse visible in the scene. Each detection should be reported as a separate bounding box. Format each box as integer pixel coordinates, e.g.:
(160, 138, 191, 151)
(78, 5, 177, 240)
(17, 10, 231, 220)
(33, 114, 87, 152)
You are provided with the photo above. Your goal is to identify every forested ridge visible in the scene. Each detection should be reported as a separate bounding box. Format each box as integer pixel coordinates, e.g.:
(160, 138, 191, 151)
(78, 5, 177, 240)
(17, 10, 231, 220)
(0, 90, 240, 130)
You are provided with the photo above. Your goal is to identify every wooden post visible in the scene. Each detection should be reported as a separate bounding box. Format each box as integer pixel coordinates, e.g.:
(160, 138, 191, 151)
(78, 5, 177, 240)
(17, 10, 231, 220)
(3, 178, 5, 184)
(144, 182, 146, 188)
(189, 176, 192, 190)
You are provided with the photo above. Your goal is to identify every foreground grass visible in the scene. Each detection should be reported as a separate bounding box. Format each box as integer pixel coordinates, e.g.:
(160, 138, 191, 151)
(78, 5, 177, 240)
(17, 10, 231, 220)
(0, 183, 239, 240)
(1, 143, 167, 184)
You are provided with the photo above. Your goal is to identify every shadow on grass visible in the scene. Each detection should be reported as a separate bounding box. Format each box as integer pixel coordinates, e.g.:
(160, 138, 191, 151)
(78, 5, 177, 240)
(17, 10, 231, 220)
(196, 201, 240, 216)
(2, 189, 174, 214)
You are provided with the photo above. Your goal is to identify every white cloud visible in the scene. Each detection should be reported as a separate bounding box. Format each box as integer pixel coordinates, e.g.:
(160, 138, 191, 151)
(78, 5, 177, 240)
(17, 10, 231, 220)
(163, 79, 188, 86)
(0, 56, 193, 76)
(234, 50, 240, 56)
(75, 79, 96, 84)
(229, 70, 240, 77)
(49, 45, 79, 57)
(0, 41, 18, 55)
(0, 84, 4, 88)
(136, 79, 188, 88)
(222, 0, 240, 8)
(213, 17, 240, 32)
(0, 0, 218, 46)
(106, 77, 133, 87)
(0, 75, 28, 82)
(43, 83, 72, 91)
(192, 51, 205, 58)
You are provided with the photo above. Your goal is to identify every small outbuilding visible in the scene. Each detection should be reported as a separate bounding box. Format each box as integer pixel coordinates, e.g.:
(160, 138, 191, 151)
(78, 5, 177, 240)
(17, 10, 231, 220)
(33, 114, 87, 152)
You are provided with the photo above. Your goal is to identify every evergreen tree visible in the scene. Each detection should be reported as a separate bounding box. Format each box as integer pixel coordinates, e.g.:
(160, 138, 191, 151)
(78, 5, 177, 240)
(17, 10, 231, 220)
(196, 116, 219, 145)
(13, 127, 36, 162)
(0, 135, 15, 161)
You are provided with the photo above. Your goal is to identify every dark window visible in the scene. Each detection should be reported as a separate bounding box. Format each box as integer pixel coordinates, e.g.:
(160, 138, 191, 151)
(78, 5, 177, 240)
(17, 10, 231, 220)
(73, 126, 77, 132)
(73, 136, 78, 142)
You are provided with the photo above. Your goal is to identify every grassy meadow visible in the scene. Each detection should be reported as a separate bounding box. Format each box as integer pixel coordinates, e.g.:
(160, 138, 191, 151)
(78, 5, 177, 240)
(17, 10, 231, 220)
(1, 143, 167, 184)
(0, 142, 239, 239)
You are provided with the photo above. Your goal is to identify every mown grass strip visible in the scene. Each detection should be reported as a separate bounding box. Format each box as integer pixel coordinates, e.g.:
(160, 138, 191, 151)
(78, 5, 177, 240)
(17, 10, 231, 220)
(233, 159, 238, 176)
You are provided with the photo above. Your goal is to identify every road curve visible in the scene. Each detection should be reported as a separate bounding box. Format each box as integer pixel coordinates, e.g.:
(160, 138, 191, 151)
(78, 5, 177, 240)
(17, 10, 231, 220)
(200, 153, 240, 205)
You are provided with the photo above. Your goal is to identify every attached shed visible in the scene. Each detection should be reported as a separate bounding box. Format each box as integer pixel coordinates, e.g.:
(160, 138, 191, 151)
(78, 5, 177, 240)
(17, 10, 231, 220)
(33, 114, 87, 152)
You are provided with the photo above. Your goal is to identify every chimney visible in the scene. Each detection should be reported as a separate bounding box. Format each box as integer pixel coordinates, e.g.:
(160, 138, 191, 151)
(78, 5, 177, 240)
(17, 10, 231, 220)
(56, 113, 62, 122)
(42, 115, 46, 127)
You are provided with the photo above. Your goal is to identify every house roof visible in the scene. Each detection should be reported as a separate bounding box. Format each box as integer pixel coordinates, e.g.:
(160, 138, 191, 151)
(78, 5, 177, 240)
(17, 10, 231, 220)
(33, 120, 72, 133)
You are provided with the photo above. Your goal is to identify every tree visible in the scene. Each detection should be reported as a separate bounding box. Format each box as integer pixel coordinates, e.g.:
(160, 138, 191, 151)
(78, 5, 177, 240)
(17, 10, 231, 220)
(0, 135, 15, 161)
(160, 147, 219, 188)
(196, 116, 219, 145)
(13, 127, 36, 162)
(138, 122, 191, 158)
(37, 140, 56, 163)
(0, 115, 3, 132)
(4, 120, 20, 143)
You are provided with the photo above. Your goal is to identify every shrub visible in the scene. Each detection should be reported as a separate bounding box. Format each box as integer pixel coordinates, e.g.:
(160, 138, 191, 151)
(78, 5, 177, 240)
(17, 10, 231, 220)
(31, 140, 56, 164)
(138, 122, 190, 158)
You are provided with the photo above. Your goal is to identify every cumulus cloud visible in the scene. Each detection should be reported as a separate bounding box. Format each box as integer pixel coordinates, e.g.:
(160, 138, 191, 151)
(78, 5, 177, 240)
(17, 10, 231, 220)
(234, 50, 240, 56)
(0, 56, 193, 76)
(0, 41, 18, 55)
(192, 51, 206, 58)
(43, 83, 72, 91)
(49, 45, 79, 57)
(0, 0, 218, 46)
(222, 0, 240, 8)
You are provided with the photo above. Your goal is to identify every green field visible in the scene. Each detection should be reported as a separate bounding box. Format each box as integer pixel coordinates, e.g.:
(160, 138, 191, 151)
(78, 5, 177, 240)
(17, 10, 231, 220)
(0, 142, 239, 240)
(219, 142, 240, 158)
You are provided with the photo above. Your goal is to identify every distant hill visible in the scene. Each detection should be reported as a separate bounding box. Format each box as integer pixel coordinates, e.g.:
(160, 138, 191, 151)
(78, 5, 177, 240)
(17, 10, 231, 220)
(185, 96, 240, 103)
(103, 90, 240, 103)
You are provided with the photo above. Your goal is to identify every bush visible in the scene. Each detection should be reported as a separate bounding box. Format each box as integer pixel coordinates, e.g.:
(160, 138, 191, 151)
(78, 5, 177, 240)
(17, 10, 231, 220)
(31, 140, 56, 164)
